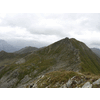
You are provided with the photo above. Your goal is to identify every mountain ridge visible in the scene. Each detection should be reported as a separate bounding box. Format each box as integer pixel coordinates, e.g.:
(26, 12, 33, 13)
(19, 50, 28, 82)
(0, 37, 100, 88)
(70, 38, 100, 74)
(14, 46, 38, 54)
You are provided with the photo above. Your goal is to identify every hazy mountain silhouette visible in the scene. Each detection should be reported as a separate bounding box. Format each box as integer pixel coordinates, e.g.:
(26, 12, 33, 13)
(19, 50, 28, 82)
(0, 39, 18, 52)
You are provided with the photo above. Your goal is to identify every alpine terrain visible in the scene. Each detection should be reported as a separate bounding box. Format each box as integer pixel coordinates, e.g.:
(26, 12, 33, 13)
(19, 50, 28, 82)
(0, 37, 100, 88)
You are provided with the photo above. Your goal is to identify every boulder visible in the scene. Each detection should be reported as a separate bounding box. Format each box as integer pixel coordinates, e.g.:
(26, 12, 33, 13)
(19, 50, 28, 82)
(66, 79, 73, 88)
(93, 78, 100, 85)
(82, 82, 92, 88)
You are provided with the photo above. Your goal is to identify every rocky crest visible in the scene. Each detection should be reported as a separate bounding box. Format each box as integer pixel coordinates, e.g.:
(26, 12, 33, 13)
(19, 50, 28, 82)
(23, 71, 100, 88)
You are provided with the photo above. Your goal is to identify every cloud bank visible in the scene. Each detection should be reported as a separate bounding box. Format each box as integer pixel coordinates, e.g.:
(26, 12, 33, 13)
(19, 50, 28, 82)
(0, 13, 100, 48)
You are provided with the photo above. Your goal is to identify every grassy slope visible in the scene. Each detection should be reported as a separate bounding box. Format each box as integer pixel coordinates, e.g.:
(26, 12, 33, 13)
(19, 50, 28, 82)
(0, 51, 29, 61)
(0, 51, 29, 67)
(23, 37, 80, 75)
(70, 38, 100, 74)
(0, 51, 30, 80)
(1, 37, 100, 87)
(0, 38, 80, 86)
(36, 71, 81, 88)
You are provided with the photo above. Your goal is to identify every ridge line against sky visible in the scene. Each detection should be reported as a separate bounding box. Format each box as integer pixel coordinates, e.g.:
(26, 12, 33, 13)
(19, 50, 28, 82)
(0, 13, 100, 49)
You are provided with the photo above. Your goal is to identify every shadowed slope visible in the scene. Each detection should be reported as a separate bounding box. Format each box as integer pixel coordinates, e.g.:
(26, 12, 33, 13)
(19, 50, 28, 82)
(70, 38, 100, 74)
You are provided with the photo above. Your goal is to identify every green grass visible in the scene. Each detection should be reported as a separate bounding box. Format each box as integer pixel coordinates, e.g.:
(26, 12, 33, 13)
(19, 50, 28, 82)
(0, 52, 57, 87)
(37, 70, 81, 88)
(70, 38, 100, 74)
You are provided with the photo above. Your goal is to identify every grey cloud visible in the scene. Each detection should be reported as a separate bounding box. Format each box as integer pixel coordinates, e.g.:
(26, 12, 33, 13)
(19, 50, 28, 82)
(91, 42, 100, 46)
(27, 27, 65, 37)
(89, 43, 100, 49)
(0, 13, 65, 37)
(7, 39, 48, 49)
(0, 13, 39, 28)
(79, 14, 100, 32)
(0, 13, 100, 49)
(0, 13, 98, 36)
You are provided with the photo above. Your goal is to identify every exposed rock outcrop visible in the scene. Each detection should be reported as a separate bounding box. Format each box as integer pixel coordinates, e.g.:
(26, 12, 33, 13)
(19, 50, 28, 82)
(0, 69, 19, 88)
(82, 82, 92, 88)
(22, 71, 100, 88)
(93, 78, 100, 85)
(16, 58, 25, 64)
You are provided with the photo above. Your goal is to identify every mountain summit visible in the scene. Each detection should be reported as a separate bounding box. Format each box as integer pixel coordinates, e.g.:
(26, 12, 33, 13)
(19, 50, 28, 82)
(0, 37, 100, 88)
(27, 37, 100, 74)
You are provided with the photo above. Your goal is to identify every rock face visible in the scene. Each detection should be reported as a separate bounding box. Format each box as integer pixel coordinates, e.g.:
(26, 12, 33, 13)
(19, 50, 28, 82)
(93, 78, 100, 85)
(24, 72, 100, 88)
(17, 75, 31, 87)
(0, 69, 19, 88)
(82, 82, 92, 88)
(66, 79, 73, 88)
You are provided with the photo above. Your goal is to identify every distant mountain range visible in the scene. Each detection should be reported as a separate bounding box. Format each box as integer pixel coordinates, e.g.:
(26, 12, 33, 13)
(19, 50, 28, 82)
(14, 46, 38, 54)
(0, 39, 39, 53)
(91, 48, 100, 58)
(0, 39, 18, 52)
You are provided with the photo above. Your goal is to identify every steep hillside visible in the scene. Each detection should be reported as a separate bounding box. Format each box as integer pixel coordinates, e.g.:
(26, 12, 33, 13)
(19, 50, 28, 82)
(0, 37, 100, 88)
(91, 48, 100, 58)
(0, 50, 29, 67)
(70, 38, 100, 74)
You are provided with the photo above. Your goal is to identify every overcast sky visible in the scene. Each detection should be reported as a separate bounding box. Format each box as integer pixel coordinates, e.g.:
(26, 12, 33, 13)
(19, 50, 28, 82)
(0, 13, 100, 48)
